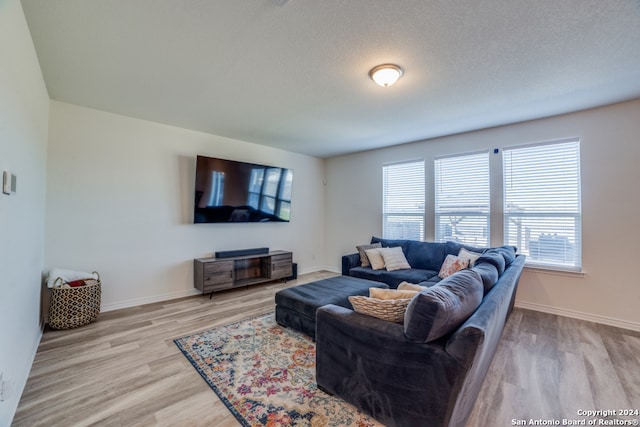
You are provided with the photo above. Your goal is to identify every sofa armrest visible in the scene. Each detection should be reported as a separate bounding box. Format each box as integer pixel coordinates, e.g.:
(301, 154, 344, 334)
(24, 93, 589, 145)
(316, 304, 461, 427)
(317, 304, 407, 343)
(341, 253, 361, 275)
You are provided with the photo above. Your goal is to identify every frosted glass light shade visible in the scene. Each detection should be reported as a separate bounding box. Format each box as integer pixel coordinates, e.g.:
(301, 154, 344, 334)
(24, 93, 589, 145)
(369, 64, 403, 87)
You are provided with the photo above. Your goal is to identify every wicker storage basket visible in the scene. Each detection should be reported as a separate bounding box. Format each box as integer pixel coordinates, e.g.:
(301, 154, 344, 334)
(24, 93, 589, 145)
(49, 274, 101, 330)
(348, 295, 411, 323)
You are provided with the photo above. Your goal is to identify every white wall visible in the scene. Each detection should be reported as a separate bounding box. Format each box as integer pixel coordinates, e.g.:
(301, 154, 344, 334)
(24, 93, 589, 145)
(0, 0, 49, 424)
(326, 99, 640, 331)
(45, 101, 326, 310)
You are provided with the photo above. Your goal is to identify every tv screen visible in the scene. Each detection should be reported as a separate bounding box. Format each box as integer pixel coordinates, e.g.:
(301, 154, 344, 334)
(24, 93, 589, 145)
(194, 155, 293, 223)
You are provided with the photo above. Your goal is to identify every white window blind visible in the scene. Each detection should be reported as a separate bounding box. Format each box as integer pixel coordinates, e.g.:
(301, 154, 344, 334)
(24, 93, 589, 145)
(383, 160, 425, 240)
(435, 152, 490, 246)
(503, 139, 581, 270)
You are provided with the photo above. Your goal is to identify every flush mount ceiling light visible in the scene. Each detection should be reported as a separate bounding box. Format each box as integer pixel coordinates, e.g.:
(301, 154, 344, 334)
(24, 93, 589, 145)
(369, 64, 404, 87)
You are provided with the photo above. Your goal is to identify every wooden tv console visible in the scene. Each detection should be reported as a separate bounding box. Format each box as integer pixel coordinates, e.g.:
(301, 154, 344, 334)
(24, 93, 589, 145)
(194, 250, 293, 297)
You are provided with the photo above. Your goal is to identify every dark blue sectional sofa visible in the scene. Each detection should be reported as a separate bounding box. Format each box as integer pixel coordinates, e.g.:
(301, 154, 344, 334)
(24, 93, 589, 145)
(317, 237, 526, 427)
(342, 236, 507, 289)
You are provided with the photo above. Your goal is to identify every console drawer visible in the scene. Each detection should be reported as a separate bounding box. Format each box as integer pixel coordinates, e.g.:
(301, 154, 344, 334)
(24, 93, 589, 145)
(271, 253, 293, 279)
(195, 259, 234, 293)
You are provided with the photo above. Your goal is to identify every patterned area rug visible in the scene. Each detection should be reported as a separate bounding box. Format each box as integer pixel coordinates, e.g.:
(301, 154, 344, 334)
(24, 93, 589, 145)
(174, 313, 382, 427)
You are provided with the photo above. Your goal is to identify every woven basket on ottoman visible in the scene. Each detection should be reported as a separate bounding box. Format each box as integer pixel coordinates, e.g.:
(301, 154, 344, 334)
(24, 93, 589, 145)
(49, 276, 101, 330)
(347, 295, 411, 323)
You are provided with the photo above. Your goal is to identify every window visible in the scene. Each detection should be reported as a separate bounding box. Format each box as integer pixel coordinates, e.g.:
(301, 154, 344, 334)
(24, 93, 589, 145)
(503, 139, 581, 270)
(434, 152, 490, 246)
(383, 160, 425, 240)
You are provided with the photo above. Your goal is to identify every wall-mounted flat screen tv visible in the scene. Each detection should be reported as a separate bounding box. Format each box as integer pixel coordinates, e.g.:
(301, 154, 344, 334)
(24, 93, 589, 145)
(194, 155, 293, 223)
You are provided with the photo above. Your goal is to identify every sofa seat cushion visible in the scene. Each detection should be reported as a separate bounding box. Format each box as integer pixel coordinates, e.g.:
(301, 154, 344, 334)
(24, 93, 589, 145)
(350, 266, 438, 288)
(420, 275, 443, 286)
(404, 269, 483, 343)
(379, 268, 438, 288)
(348, 266, 387, 282)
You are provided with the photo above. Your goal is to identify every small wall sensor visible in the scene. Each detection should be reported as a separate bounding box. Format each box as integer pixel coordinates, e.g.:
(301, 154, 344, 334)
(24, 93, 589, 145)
(2, 171, 16, 195)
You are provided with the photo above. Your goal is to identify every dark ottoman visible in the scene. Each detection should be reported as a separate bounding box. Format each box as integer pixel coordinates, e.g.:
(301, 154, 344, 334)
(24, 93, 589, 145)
(275, 275, 388, 339)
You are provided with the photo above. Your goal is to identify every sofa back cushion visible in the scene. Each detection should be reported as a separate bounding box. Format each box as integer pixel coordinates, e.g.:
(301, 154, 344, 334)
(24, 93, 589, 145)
(493, 245, 517, 266)
(371, 237, 448, 271)
(475, 251, 506, 275)
(404, 269, 483, 343)
(370, 236, 409, 252)
(471, 262, 500, 293)
(406, 240, 447, 271)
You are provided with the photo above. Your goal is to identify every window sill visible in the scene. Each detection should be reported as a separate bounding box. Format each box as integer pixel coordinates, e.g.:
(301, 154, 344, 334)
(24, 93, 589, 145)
(523, 264, 585, 278)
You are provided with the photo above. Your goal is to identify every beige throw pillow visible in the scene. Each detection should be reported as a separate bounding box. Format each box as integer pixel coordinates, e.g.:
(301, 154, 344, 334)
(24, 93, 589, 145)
(379, 246, 411, 271)
(365, 248, 386, 270)
(369, 288, 419, 300)
(458, 248, 482, 267)
(398, 281, 428, 292)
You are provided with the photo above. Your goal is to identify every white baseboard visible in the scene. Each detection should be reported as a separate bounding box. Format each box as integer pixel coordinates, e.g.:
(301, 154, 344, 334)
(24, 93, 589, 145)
(299, 265, 340, 275)
(101, 288, 202, 312)
(515, 300, 640, 332)
(8, 326, 42, 425)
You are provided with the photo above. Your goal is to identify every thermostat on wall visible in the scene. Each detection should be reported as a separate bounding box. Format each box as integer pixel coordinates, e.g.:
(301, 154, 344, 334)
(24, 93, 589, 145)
(2, 171, 16, 195)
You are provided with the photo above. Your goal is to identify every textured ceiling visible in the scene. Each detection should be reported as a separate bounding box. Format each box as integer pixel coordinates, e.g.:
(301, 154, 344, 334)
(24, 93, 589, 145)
(21, 0, 640, 158)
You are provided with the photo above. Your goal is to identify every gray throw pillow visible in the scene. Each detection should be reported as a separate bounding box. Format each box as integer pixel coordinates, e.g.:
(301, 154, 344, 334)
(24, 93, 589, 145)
(356, 242, 382, 267)
(404, 269, 483, 343)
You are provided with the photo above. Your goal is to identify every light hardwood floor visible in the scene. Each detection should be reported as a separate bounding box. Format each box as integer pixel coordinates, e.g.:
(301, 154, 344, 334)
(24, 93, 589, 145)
(13, 271, 640, 426)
